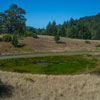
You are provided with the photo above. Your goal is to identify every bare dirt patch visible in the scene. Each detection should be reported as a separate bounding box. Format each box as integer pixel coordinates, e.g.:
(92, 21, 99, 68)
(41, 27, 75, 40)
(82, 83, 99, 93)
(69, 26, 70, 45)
(0, 71, 100, 100)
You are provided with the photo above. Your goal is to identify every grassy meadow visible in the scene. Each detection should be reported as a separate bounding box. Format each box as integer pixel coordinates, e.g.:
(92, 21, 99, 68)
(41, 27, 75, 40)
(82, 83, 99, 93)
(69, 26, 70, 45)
(0, 55, 98, 75)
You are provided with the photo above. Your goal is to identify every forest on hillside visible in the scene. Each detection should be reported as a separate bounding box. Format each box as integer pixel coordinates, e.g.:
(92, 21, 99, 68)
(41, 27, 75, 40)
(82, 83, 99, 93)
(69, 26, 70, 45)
(39, 13, 100, 40)
(0, 4, 100, 40)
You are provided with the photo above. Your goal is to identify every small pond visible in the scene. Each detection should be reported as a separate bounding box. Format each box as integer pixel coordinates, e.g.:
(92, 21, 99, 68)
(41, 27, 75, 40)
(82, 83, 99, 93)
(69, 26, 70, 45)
(36, 62, 64, 65)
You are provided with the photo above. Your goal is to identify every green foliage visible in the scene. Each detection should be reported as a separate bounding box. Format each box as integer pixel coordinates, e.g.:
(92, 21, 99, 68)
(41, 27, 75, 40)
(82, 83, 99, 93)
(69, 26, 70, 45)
(25, 31, 33, 36)
(46, 21, 57, 36)
(0, 4, 26, 34)
(54, 35, 60, 42)
(46, 22, 52, 35)
(68, 23, 92, 39)
(94, 28, 100, 40)
(96, 44, 100, 47)
(37, 28, 46, 35)
(32, 33, 38, 38)
(26, 26, 36, 33)
(0, 37, 2, 42)
(2, 35, 12, 42)
(24, 31, 38, 38)
(57, 25, 66, 37)
(0, 55, 97, 75)
(45, 18, 92, 39)
(44, 13, 100, 39)
(0, 79, 2, 86)
(0, 13, 5, 33)
(11, 35, 18, 47)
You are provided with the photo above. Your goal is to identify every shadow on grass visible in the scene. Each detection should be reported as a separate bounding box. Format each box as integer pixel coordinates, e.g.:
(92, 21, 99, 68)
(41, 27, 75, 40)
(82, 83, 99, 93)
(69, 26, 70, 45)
(0, 84, 14, 98)
(56, 41, 66, 44)
(16, 44, 25, 48)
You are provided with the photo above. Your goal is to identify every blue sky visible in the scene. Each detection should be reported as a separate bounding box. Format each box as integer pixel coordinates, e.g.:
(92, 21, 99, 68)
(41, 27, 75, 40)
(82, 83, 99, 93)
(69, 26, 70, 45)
(0, 0, 100, 28)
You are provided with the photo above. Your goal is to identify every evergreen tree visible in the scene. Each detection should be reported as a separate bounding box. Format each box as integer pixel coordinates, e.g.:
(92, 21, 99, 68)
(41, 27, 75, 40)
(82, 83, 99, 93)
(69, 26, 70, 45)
(57, 26, 66, 37)
(68, 23, 91, 39)
(68, 18, 75, 27)
(52, 21, 57, 35)
(94, 28, 100, 40)
(46, 22, 52, 35)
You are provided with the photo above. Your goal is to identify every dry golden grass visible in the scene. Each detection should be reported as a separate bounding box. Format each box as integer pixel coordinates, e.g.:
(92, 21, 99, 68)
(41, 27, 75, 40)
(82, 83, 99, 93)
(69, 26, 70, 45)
(0, 71, 100, 100)
(0, 35, 100, 55)
(20, 35, 100, 52)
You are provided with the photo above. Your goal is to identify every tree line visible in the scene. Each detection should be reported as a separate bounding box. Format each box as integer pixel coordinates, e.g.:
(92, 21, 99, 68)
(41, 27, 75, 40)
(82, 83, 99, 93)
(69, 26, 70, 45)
(0, 4, 100, 40)
(38, 14, 100, 40)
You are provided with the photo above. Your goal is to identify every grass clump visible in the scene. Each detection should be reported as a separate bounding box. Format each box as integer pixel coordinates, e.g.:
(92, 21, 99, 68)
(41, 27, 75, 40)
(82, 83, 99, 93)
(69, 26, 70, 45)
(24, 78, 35, 83)
(2, 35, 12, 42)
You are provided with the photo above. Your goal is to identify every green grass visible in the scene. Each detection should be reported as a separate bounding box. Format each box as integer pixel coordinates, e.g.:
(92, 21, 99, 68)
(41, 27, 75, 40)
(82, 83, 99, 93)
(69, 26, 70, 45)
(0, 55, 98, 75)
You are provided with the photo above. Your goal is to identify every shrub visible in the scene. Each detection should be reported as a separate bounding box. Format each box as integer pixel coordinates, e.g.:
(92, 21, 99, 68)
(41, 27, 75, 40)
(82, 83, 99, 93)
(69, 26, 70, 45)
(96, 44, 100, 47)
(0, 79, 3, 86)
(14, 31, 22, 38)
(32, 33, 38, 38)
(2, 35, 12, 42)
(85, 40, 91, 44)
(54, 35, 60, 43)
(11, 35, 18, 47)
(25, 31, 33, 37)
(0, 37, 2, 42)
(24, 31, 38, 38)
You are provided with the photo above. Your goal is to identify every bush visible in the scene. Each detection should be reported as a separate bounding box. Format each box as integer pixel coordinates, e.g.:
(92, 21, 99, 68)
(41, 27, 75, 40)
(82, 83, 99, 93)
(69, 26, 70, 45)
(54, 35, 60, 43)
(32, 33, 38, 38)
(24, 31, 33, 37)
(11, 35, 18, 47)
(0, 79, 3, 86)
(2, 35, 12, 42)
(0, 37, 2, 42)
(85, 40, 91, 44)
(96, 44, 100, 47)
(24, 31, 38, 38)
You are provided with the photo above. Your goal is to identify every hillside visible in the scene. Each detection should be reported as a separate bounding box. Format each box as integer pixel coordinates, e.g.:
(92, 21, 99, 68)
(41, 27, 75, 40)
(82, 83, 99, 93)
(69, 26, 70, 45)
(1, 3, 100, 100)
(0, 35, 100, 55)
